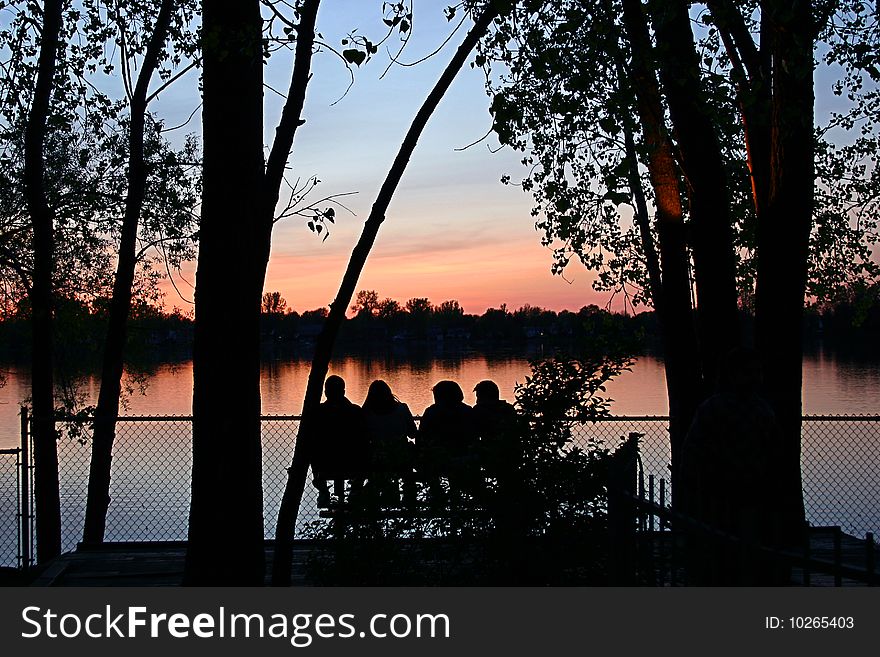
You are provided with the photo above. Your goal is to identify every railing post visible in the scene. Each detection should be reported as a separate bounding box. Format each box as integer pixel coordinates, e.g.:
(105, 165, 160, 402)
(866, 532, 875, 586)
(833, 526, 842, 587)
(637, 468, 645, 533)
(20, 407, 31, 571)
(658, 477, 667, 585)
(802, 527, 811, 587)
(659, 478, 666, 530)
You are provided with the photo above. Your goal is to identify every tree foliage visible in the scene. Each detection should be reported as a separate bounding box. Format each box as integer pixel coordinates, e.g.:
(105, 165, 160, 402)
(480, 0, 880, 309)
(0, 0, 201, 316)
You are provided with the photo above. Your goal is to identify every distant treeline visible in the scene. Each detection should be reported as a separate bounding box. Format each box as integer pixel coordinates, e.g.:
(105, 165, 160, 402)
(0, 297, 194, 364)
(263, 290, 653, 350)
(806, 281, 880, 341)
(1, 286, 878, 362)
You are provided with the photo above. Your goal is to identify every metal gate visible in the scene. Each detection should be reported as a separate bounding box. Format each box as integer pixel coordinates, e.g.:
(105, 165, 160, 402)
(0, 407, 31, 569)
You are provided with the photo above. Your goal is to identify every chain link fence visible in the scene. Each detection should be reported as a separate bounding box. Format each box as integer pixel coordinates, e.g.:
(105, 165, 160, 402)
(570, 415, 880, 538)
(51, 417, 314, 553)
(800, 417, 880, 535)
(1, 414, 878, 562)
(0, 449, 20, 568)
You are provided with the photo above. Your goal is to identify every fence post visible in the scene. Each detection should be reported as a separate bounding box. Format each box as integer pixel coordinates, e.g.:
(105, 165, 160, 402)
(20, 407, 31, 571)
(607, 433, 640, 584)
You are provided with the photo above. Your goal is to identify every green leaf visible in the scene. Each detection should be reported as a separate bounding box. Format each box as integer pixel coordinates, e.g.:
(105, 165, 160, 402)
(342, 49, 367, 66)
(598, 117, 616, 134)
(604, 191, 630, 206)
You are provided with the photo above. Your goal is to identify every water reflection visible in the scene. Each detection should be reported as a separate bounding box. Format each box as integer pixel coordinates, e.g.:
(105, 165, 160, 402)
(2, 348, 880, 450)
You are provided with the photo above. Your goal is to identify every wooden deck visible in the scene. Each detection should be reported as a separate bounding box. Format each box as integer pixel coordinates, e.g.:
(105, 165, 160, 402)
(790, 527, 878, 587)
(641, 526, 879, 587)
(19, 528, 878, 586)
(27, 541, 319, 587)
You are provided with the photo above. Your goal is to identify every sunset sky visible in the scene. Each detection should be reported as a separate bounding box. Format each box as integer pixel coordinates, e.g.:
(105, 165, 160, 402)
(150, 1, 610, 315)
(147, 1, 860, 316)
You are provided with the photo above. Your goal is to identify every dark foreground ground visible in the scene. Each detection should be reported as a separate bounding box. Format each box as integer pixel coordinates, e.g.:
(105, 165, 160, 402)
(3, 528, 876, 587)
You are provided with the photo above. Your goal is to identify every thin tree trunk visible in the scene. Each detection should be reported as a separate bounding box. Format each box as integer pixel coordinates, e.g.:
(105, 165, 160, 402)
(271, 4, 502, 585)
(647, 0, 740, 389)
(754, 0, 814, 545)
(185, 0, 265, 585)
(622, 124, 662, 309)
(621, 0, 701, 498)
(83, 0, 176, 546)
(261, 0, 321, 276)
(707, 0, 772, 227)
(24, 0, 64, 564)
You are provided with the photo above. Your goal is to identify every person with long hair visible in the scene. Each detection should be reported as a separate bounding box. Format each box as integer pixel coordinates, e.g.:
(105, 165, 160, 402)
(362, 379, 417, 505)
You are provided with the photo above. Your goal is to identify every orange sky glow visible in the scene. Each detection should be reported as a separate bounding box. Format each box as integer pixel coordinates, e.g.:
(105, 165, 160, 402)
(160, 223, 612, 316)
(263, 231, 610, 315)
(150, 3, 634, 317)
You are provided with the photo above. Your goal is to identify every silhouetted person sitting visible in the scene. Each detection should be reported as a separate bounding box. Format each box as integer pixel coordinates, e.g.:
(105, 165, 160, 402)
(362, 380, 417, 505)
(311, 375, 368, 507)
(472, 379, 525, 574)
(681, 347, 781, 585)
(472, 380, 519, 477)
(417, 380, 479, 503)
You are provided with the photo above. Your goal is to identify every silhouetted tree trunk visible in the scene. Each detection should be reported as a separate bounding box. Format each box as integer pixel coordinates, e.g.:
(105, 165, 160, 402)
(620, 0, 701, 497)
(185, 0, 266, 585)
(185, 0, 321, 586)
(754, 0, 814, 544)
(24, 0, 64, 564)
(83, 0, 176, 546)
(703, 0, 817, 544)
(271, 3, 503, 585)
(647, 0, 740, 388)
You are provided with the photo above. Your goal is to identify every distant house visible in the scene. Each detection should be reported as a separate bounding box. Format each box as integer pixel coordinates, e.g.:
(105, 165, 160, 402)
(297, 323, 323, 340)
(446, 328, 471, 341)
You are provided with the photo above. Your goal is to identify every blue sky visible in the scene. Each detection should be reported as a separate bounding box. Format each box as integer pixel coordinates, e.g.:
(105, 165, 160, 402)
(148, 1, 608, 314)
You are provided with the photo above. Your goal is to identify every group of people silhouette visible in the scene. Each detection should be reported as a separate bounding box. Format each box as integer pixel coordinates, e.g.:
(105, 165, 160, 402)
(311, 376, 517, 508)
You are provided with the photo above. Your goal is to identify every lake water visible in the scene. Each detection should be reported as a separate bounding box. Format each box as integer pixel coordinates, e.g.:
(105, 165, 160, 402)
(2, 348, 879, 449)
(0, 348, 878, 565)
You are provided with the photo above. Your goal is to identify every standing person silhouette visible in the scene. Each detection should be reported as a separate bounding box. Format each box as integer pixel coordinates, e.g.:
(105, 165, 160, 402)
(417, 380, 479, 503)
(311, 375, 368, 507)
(362, 380, 417, 505)
(681, 347, 782, 584)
